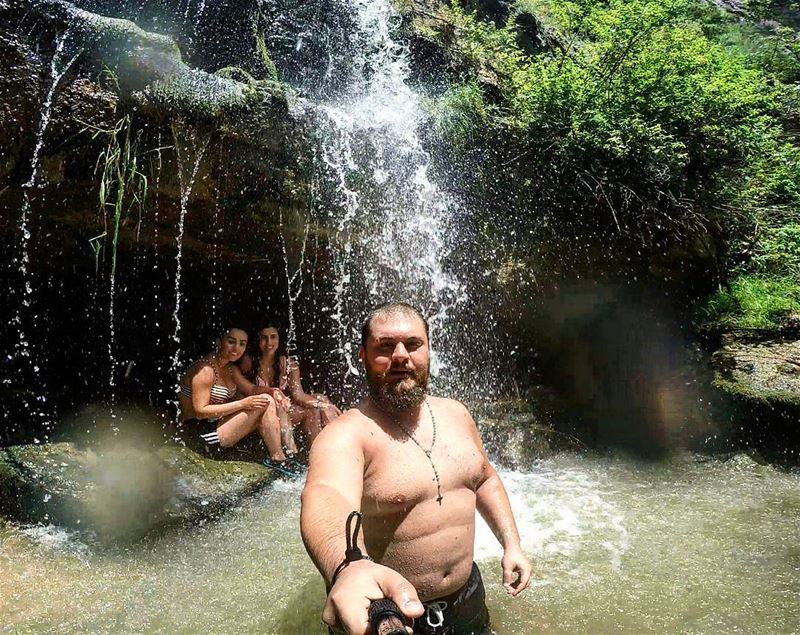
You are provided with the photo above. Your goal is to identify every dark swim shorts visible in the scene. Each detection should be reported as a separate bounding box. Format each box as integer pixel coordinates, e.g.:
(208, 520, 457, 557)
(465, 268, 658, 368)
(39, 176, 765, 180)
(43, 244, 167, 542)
(182, 418, 222, 457)
(414, 563, 491, 635)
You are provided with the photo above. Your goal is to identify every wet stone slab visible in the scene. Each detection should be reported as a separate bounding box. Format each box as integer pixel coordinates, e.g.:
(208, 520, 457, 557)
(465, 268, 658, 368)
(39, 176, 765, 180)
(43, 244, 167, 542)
(713, 336, 800, 405)
(0, 442, 274, 542)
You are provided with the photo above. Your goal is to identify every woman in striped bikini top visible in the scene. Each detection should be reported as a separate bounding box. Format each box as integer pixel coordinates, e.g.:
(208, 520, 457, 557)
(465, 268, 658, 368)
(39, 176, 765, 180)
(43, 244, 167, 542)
(177, 327, 250, 421)
(179, 371, 237, 404)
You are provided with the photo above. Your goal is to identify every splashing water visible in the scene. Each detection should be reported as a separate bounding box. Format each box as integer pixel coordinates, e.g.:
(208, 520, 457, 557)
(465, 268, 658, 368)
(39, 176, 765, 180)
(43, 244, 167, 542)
(14, 31, 81, 359)
(3, 454, 799, 633)
(280, 209, 311, 357)
(169, 123, 210, 385)
(306, 0, 468, 395)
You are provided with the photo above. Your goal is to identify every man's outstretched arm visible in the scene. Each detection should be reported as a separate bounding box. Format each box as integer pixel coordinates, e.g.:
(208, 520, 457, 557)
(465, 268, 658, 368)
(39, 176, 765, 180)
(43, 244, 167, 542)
(300, 415, 424, 634)
(300, 416, 366, 584)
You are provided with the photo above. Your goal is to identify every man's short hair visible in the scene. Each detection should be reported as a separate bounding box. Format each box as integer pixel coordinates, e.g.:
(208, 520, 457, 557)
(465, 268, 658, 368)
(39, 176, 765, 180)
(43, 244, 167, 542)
(360, 302, 430, 347)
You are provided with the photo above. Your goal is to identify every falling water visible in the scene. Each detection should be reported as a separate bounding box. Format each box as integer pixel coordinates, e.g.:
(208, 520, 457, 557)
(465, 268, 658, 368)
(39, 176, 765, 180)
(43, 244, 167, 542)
(208, 179, 222, 330)
(8, 31, 81, 430)
(279, 207, 311, 357)
(14, 32, 80, 358)
(309, 0, 468, 394)
(169, 123, 209, 384)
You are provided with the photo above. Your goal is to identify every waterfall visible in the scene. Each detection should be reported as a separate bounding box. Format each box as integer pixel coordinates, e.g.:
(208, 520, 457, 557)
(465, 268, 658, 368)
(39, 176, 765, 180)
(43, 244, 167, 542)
(169, 123, 209, 385)
(308, 0, 468, 395)
(280, 209, 311, 358)
(10, 31, 81, 429)
(15, 32, 80, 357)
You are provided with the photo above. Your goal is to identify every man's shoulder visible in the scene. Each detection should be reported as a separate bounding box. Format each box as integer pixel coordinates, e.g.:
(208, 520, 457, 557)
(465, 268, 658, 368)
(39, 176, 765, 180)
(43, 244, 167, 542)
(428, 395, 472, 417)
(330, 405, 370, 425)
(317, 404, 374, 441)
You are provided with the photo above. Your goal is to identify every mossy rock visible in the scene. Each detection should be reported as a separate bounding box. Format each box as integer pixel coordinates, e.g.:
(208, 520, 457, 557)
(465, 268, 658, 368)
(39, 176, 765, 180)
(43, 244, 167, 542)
(712, 336, 800, 406)
(0, 442, 274, 542)
(477, 409, 587, 469)
(32, 0, 181, 65)
(26, 0, 295, 126)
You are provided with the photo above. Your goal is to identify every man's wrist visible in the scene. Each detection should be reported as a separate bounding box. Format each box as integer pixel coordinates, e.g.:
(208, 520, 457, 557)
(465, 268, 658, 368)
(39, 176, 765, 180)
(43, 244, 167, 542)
(328, 555, 378, 588)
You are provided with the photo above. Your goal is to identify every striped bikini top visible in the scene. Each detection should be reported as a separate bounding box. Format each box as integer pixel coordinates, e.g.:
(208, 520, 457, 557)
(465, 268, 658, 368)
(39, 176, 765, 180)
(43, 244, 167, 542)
(179, 360, 237, 404)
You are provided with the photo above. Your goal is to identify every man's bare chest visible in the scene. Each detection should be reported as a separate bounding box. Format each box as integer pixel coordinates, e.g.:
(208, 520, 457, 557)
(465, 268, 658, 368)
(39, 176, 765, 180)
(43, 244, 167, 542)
(361, 434, 486, 512)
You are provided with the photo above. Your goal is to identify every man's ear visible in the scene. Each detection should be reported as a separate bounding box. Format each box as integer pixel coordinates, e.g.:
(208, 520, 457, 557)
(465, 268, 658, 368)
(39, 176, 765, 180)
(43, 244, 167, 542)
(358, 345, 365, 362)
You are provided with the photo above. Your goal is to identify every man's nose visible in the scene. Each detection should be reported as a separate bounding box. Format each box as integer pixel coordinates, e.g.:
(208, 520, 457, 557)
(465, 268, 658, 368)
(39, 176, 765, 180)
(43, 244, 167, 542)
(391, 342, 410, 361)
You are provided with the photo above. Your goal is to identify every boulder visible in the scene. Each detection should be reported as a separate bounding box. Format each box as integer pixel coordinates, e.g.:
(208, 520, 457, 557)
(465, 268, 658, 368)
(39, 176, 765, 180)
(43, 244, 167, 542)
(712, 335, 800, 405)
(0, 442, 275, 542)
(477, 401, 587, 469)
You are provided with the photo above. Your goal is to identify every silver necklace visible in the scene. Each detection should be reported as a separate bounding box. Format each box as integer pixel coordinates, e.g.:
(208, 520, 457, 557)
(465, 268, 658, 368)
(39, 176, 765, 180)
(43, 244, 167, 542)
(392, 400, 443, 505)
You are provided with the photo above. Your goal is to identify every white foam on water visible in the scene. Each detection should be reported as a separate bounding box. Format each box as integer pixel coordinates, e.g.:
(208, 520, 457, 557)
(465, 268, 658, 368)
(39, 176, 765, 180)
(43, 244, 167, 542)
(474, 468, 629, 576)
(20, 524, 91, 561)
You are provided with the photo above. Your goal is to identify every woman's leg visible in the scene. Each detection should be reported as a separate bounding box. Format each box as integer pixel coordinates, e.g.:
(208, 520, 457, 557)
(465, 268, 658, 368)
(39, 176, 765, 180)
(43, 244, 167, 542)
(216, 410, 260, 447)
(216, 403, 285, 461)
(257, 400, 287, 460)
(278, 404, 299, 455)
(288, 403, 322, 447)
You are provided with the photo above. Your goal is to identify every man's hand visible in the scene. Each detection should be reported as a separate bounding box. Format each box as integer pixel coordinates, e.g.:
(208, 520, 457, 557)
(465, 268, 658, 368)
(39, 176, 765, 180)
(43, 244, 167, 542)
(501, 544, 532, 597)
(322, 560, 425, 635)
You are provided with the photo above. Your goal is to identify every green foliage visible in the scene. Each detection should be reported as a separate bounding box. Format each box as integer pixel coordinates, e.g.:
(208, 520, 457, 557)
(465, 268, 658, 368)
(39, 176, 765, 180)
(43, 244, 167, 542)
(83, 116, 148, 278)
(429, 0, 781, 236)
(713, 21, 800, 84)
(420, 0, 800, 331)
(429, 80, 494, 148)
(699, 274, 800, 329)
(755, 224, 800, 274)
(699, 221, 800, 329)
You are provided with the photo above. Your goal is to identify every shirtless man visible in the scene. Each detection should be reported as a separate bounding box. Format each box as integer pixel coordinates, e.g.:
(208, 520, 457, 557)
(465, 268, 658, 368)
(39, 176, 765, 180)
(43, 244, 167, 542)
(300, 303, 531, 634)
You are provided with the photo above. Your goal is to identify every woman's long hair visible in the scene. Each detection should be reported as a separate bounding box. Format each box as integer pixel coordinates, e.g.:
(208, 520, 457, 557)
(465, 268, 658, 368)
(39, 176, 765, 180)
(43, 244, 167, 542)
(253, 324, 285, 388)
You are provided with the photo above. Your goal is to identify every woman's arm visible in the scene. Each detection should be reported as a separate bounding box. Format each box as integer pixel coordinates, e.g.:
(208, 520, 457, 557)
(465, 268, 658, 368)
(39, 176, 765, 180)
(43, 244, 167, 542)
(285, 356, 334, 409)
(235, 361, 291, 408)
(285, 356, 316, 406)
(230, 364, 269, 396)
(191, 366, 264, 419)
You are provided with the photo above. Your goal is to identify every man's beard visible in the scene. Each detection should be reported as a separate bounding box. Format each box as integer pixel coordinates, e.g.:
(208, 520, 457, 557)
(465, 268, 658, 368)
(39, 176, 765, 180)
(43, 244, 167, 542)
(365, 363, 429, 414)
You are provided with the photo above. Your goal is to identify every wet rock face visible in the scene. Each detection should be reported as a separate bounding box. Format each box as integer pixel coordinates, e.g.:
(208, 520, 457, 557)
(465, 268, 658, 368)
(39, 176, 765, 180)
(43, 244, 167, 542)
(711, 333, 800, 463)
(0, 0, 323, 439)
(713, 335, 800, 405)
(0, 442, 274, 542)
(65, 0, 361, 97)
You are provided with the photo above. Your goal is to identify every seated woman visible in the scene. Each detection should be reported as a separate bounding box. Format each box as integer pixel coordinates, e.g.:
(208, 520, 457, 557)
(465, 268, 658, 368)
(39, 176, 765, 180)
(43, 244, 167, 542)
(243, 325, 341, 447)
(178, 326, 298, 474)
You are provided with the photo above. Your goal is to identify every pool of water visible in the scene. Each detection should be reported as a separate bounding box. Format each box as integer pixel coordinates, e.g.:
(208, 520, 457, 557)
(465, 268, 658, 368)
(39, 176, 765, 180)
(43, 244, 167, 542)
(1, 453, 798, 633)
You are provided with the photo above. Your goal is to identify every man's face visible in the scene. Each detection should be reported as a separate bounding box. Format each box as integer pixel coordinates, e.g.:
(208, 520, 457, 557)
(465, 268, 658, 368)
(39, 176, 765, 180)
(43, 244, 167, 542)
(359, 311, 429, 413)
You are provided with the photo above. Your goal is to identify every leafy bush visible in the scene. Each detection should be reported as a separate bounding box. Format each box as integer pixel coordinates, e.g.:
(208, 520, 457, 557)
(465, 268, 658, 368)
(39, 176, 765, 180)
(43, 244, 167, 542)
(426, 0, 782, 236)
(415, 0, 800, 330)
(699, 274, 800, 329)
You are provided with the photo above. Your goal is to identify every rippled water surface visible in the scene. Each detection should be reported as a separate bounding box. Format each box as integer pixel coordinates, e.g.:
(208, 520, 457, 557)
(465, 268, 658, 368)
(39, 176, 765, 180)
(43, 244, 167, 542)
(2, 454, 799, 633)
